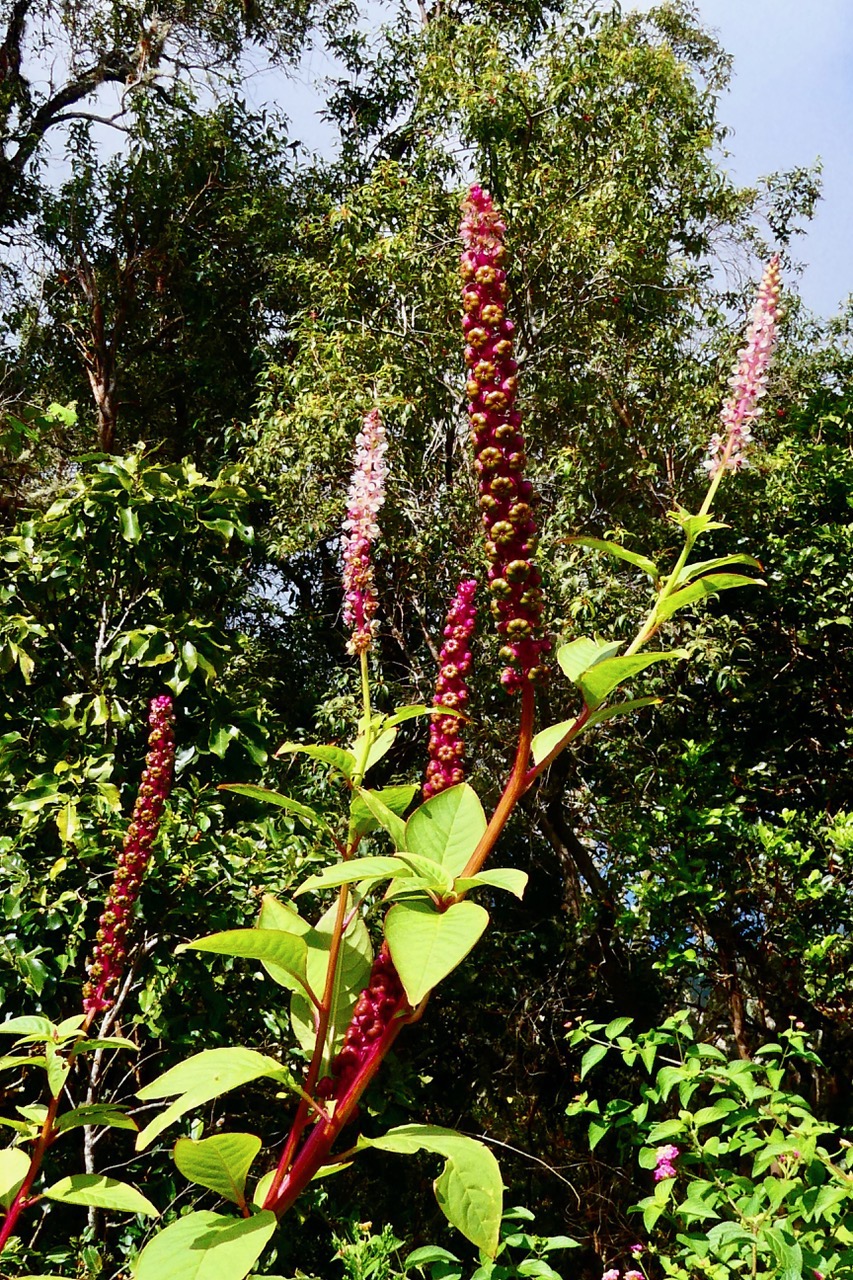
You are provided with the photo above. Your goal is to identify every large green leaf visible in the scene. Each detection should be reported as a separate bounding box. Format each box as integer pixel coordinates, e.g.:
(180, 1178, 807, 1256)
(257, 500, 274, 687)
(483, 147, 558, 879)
(350, 785, 416, 845)
(295, 856, 408, 896)
(363, 1125, 503, 1257)
(405, 784, 486, 876)
(453, 868, 528, 899)
(0, 1015, 54, 1040)
(136, 1048, 296, 1151)
(218, 784, 327, 833)
(43, 1174, 158, 1216)
(531, 697, 662, 765)
(255, 897, 313, 987)
(173, 1133, 262, 1206)
(578, 651, 686, 709)
(176, 929, 308, 995)
(556, 636, 622, 683)
(0, 1146, 30, 1208)
(131, 1209, 277, 1280)
(274, 742, 355, 778)
(674, 553, 762, 585)
(385, 900, 489, 1006)
(290, 902, 373, 1067)
(54, 1104, 137, 1133)
(656, 573, 763, 622)
(351, 726, 398, 776)
(569, 536, 659, 581)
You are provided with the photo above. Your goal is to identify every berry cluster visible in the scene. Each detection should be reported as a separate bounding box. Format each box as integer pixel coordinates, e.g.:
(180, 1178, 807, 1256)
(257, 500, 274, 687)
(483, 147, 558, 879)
(318, 944, 407, 1100)
(423, 578, 477, 798)
(459, 186, 549, 691)
(83, 695, 175, 1015)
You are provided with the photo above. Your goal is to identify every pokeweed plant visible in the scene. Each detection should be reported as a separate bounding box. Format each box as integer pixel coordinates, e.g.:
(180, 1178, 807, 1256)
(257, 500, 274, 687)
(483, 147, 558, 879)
(0, 187, 781, 1277)
(565, 1014, 853, 1279)
(0, 696, 176, 1260)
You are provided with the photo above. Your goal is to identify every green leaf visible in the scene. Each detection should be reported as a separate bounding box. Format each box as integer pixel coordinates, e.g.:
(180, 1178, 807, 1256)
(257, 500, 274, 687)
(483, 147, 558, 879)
(295, 856, 408, 896)
(43, 1174, 158, 1216)
(0, 1146, 30, 1208)
(350, 785, 417, 844)
(453, 869, 528, 899)
(405, 784, 487, 876)
(364, 1125, 502, 1257)
(176, 929, 308, 996)
(357, 726, 398, 774)
(580, 1043, 608, 1079)
(136, 1048, 296, 1151)
(385, 900, 489, 1006)
(675, 553, 762, 585)
(173, 1133, 262, 1205)
(290, 902, 372, 1066)
(579, 651, 686, 709)
(218, 784, 327, 833)
(530, 718, 579, 766)
(556, 636, 623, 683)
(656, 574, 763, 622)
(0, 1015, 54, 1039)
(131, 1209, 277, 1280)
(55, 1104, 137, 1133)
(379, 705, 443, 730)
(118, 506, 141, 543)
(569, 537, 659, 580)
(274, 742, 355, 778)
(667, 508, 729, 540)
(394, 853, 456, 895)
(604, 1017, 633, 1040)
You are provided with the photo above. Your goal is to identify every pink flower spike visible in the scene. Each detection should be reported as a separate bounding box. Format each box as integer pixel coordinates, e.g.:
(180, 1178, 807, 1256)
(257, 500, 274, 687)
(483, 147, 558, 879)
(423, 578, 478, 799)
(653, 1143, 680, 1182)
(705, 255, 781, 476)
(602, 1269, 621, 1280)
(342, 409, 388, 654)
(83, 695, 175, 1015)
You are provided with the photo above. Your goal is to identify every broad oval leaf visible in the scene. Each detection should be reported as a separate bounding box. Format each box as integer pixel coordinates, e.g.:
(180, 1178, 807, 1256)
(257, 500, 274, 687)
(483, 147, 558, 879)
(173, 1133, 262, 1205)
(218, 784, 326, 833)
(136, 1048, 295, 1152)
(405, 784, 486, 876)
(0, 1146, 30, 1208)
(385, 900, 489, 1006)
(656, 573, 763, 623)
(556, 636, 622, 684)
(274, 742, 355, 778)
(0, 1015, 54, 1039)
(364, 1125, 502, 1257)
(43, 1174, 158, 1216)
(55, 1104, 137, 1134)
(176, 929, 308, 995)
(350, 785, 416, 845)
(131, 1209, 277, 1280)
(579, 651, 686, 709)
(295, 856, 408, 897)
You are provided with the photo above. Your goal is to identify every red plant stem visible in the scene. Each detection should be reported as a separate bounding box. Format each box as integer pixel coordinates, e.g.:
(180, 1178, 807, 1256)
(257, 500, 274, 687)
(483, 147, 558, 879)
(0, 1089, 62, 1254)
(457, 681, 535, 883)
(265, 996, 412, 1218)
(263, 882, 352, 1205)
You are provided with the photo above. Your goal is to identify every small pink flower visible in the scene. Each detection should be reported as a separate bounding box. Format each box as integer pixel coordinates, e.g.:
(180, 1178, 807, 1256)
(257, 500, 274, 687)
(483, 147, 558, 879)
(342, 409, 388, 654)
(705, 255, 781, 476)
(630, 1244, 643, 1256)
(423, 579, 477, 798)
(625, 1272, 644, 1280)
(83, 695, 175, 1014)
(653, 1143, 680, 1181)
(602, 1270, 620, 1280)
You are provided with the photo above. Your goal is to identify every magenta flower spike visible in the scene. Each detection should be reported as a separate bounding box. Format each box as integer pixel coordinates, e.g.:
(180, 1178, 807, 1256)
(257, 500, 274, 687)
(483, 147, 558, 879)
(705, 254, 782, 476)
(653, 1143, 680, 1181)
(342, 408, 388, 655)
(459, 185, 549, 692)
(83, 695, 175, 1016)
(423, 578, 477, 799)
(317, 943, 407, 1101)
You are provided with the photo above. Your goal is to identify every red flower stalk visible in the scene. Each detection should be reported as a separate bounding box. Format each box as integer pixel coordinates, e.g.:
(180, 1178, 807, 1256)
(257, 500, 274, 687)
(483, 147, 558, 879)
(83, 695, 175, 1016)
(459, 185, 549, 692)
(423, 578, 477, 798)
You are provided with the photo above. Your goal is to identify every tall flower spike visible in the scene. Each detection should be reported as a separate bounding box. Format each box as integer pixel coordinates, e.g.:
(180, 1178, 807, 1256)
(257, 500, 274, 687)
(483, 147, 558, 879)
(705, 254, 781, 476)
(83, 695, 175, 1016)
(342, 408, 388, 655)
(423, 578, 477, 799)
(460, 185, 550, 692)
(317, 943, 408, 1102)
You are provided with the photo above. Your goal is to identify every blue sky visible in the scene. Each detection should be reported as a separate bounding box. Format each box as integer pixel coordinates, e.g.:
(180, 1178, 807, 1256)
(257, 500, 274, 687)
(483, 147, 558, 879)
(261, 0, 853, 318)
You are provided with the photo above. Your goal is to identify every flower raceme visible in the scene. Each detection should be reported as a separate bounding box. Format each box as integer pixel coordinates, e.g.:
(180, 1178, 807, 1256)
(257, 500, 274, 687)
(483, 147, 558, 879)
(423, 578, 477, 799)
(83, 695, 175, 1016)
(459, 185, 550, 692)
(317, 944, 408, 1101)
(705, 254, 782, 476)
(342, 408, 388, 654)
(653, 1143, 680, 1182)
